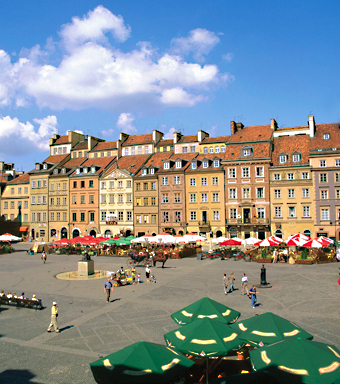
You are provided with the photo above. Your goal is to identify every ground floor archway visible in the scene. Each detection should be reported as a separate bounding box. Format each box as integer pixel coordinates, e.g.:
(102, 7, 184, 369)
(216, 230, 222, 238)
(275, 229, 283, 238)
(104, 230, 112, 237)
(125, 229, 132, 237)
(89, 230, 97, 237)
(61, 227, 68, 239)
(50, 229, 56, 238)
(72, 229, 80, 238)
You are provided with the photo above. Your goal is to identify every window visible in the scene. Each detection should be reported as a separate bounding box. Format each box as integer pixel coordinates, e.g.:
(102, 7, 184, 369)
(136, 198, 141, 206)
(303, 206, 310, 217)
(90, 212, 95, 222)
(11, 187, 14, 194)
(215, 147, 219, 153)
(274, 206, 281, 217)
(10, 214, 14, 221)
(126, 194, 132, 203)
(118, 211, 123, 221)
(176, 160, 182, 168)
(257, 188, 264, 198)
(151, 182, 156, 190)
(24, 214, 28, 222)
(151, 197, 156, 205)
(190, 178, 196, 187)
(81, 195, 85, 204)
(302, 188, 309, 198)
(288, 207, 296, 217)
(201, 177, 207, 186)
(31, 213, 35, 222)
(204, 147, 208, 154)
(274, 173, 281, 181)
(337, 190, 340, 199)
(213, 211, 219, 220)
(162, 177, 168, 186)
(221, 146, 225, 153)
(62, 182, 67, 190)
(230, 208, 237, 219)
(130, 147, 135, 155)
(37, 196, 41, 205)
(323, 133, 330, 139)
(136, 183, 141, 191)
(56, 212, 60, 221)
(72, 196, 76, 205)
(32, 181, 36, 189)
(72, 181, 77, 189)
(190, 193, 196, 203)
(288, 189, 295, 198)
(24, 187, 28, 194)
(89, 180, 93, 188)
(18, 187, 21, 194)
(101, 182, 106, 189)
(143, 182, 148, 191)
(127, 211, 132, 221)
(190, 211, 196, 221)
(212, 193, 219, 202)
(212, 177, 218, 185)
(321, 208, 329, 220)
(229, 168, 236, 178)
(72, 213, 77, 222)
(142, 169, 147, 176)
(50, 212, 54, 221)
(175, 211, 181, 222)
(91, 167, 95, 174)
(287, 173, 294, 180)
(201, 193, 208, 203)
(161, 194, 169, 203)
(136, 215, 141, 224)
(63, 212, 67, 221)
(162, 212, 169, 222)
(151, 214, 156, 223)
(336, 173, 340, 182)
(164, 162, 170, 170)
(101, 211, 106, 221)
(138, 146, 142, 155)
(292, 154, 301, 162)
(321, 190, 328, 199)
(127, 180, 132, 188)
(174, 193, 181, 203)
(336, 159, 340, 167)
(10, 201, 14, 209)
(143, 215, 149, 223)
(302, 172, 309, 179)
(191, 162, 197, 169)
(89, 195, 94, 204)
(213, 160, 219, 167)
(256, 167, 264, 177)
(320, 160, 326, 167)
(257, 208, 265, 219)
(279, 155, 288, 163)
(100, 195, 106, 204)
(320, 173, 327, 183)
(63, 197, 67, 205)
(243, 188, 250, 199)
(243, 148, 251, 156)
(109, 194, 114, 204)
(80, 181, 85, 188)
(174, 176, 181, 185)
(229, 189, 237, 199)
(242, 168, 250, 178)
(182, 146, 188, 153)
(4, 201, 8, 209)
(203, 160, 208, 168)
(24, 201, 28, 208)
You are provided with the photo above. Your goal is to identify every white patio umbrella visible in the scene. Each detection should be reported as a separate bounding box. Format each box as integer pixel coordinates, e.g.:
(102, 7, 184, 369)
(212, 236, 228, 243)
(241, 237, 259, 245)
(155, 233, 175, 243)
(183, 234, 207, 242)
(131, 237, 149, 243)
(0, 233, 21, 242)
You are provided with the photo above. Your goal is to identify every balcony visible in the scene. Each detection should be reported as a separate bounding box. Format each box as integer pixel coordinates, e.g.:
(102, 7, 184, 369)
(198, 220, 210, 229)
(226, 218, 269, 226)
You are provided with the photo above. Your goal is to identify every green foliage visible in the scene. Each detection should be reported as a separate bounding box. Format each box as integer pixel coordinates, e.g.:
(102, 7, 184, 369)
(4, 245, 11, 253)
(261, 248, 267, 259)
(301, 248, 308, 260)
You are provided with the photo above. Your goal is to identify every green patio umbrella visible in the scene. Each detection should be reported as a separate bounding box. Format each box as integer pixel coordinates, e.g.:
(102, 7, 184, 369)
(99, 238, 118, 245)
(124, 236, 136, 241)
(249, 338, 340, 384)
(171, 297, 240, 325)
(230, 312, 313, 347)
(99, 238, 131, 246)
(90, 340, 194, 384)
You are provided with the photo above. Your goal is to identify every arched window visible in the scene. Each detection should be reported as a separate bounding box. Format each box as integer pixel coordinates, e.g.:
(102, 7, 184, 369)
(216, 230, 222, 238)
(203, 147, 208, 154)
(275, 229, 283, 238)
(89, 230, 97, 237)
(72, 229, 80, 238)
(303, 229, 312, 238)
(104, 230, 112, 237)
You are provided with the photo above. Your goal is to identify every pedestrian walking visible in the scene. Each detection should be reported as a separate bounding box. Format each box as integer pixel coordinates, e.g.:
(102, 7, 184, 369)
(137, 272, 141, 283)
(41, 250, 46, 264)
(145, 265, 151, 282)
(222, 274, 228, 295)
(249, 285, 258, 308)
(228, 272, 235, 293)
(47, 302, 59, 333)
(241, 273, 249, 296)
(104, 278, 113, 303)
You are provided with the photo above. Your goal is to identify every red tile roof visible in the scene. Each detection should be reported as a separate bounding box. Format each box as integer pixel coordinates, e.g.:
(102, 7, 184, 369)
(43, 154, 69, 164)
(272, 135, 310, 166)
(122, 134, 153, 146)
(135, 152, 173, 176)
(72, 141, 88, 150)
(105, 154, 151, 176)
(227, 125, 273, 143)
(177, 135, 198, 143)
(62, 158, 87, 167)
(156, 139, 173, 147)
(71, 156, 116, 175)
(223, 142, 271, 161)
(7, 173, 30, 184)
(52, 135, 69, 145)
(185, 153, 224, 172)
(310, 123, 340, 150)
(158, 153, 198, 172)
(92, 141, 117, 151)
(202, 136, 229, 144)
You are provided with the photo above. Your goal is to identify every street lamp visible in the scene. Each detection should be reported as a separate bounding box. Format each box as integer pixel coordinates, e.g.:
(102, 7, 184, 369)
(330, 215, 340, 242)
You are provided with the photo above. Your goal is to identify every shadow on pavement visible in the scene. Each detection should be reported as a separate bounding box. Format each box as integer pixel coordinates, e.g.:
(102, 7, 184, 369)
(0, 369, 36, 384)
(59, 325, 74, 332)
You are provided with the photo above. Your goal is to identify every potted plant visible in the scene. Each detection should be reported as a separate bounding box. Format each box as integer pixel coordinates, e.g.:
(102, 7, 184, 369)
(256, 248, 272, 263)
(296, 248, 313, 264)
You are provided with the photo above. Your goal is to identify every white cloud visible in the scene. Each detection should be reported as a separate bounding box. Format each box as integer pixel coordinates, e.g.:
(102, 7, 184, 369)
(170, 28, 220, 62)
(163, 126, 176, 139)
(207, 123, 219, 137)
(116, 112, 136, 134)
(222, 52, 234, 62)
(0, 7, 230, 112)
(59, 5, 131, 51)
(0, 115, 58, 156)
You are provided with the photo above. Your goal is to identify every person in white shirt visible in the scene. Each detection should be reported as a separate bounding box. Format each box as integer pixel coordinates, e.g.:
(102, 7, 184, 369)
(145, 266, 151, 283)
(31, 294, 38, 301)
(7, 291, 12, 299)
(241, 273, 249, 296)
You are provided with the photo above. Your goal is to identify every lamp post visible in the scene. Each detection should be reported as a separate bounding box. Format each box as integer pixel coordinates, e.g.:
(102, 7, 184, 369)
(330, 215, 340, 243)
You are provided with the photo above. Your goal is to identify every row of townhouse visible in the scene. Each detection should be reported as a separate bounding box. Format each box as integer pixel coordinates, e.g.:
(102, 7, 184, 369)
(2, 115, 340, 242)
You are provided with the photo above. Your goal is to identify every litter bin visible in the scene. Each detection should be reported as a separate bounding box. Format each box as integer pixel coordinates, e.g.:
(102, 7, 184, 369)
(197, 252, 202, 260)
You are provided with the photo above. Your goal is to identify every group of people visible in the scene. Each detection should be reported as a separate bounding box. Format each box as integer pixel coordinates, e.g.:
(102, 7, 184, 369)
(0, 290, 39, 301)
(222, 272, 258, 308)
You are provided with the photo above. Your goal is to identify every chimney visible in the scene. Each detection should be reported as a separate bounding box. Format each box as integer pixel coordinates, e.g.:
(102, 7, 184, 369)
(173, 132, 182, 144)
(198, 130, 209, 142)
(152, 130, 163, 143)
(236, 122, 244, 131)
(308, 115, 315, 137)
(270, 118, 278, 130)
(230, 121, 237, 135)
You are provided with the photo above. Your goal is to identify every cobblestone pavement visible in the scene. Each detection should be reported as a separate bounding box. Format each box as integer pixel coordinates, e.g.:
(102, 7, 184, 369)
(0, 243, 340, 383)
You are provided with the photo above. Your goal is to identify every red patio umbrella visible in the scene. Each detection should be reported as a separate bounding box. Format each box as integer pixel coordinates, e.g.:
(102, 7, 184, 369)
(255, 238, 282, 247)
(302, 239, 324, 248)
(53, 238, 70, 245)
(220, 239, 242, 246)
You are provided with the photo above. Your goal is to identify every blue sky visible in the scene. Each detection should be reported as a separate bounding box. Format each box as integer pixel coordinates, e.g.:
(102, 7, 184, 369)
(1, 0, 340, 171)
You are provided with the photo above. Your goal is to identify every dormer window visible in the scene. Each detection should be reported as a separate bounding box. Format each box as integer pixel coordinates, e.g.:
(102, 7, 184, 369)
(164, 162, 170, 170)
(221, 146, 226, 153)
(53, 169, 58, 174)
(209, 147, 214, 153)
(91, 166, 96, 173)
(35, 164, 40, 170)
(76, 168, 80, 174)
(142, 169, 147, 176)
(203, 160, 209, 169)
(213, 159, 220, 168)
(62, 168, 66, 174)
(203, 147, 208, 154)
(279, 154, 288, 163)
(243, 148, 251, 157)
(43, 164, 48, 170)
(323, 133, 330, 139)
(84, 168, 88, 174)
(292, 153, 301, 163)
(176, 160, 182, 169)
(215, 147, 219, 153)
(192, 162, 197, 169)
(149, 168, 154, 174)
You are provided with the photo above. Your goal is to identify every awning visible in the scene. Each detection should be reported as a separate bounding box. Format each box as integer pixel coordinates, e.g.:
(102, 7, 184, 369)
(19, 226, 29, 232)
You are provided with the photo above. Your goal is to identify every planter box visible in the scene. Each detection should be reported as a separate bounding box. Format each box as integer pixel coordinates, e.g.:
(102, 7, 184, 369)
(255, 258, 272, 263)
(296, 259, 313, 265)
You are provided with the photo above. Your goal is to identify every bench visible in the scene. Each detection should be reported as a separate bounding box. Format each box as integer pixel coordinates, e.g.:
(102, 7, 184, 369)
(0, 297, 43, 310)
